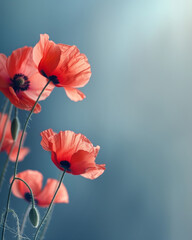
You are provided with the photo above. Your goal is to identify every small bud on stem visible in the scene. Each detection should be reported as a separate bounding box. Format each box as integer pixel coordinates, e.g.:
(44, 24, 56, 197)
(29, 207, 40, 228)
(11, 117, 20, 141)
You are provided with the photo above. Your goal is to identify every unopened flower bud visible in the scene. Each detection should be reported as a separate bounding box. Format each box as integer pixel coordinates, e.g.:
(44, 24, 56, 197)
(29, 207, 39, 228)
(11, 117, 20, 141)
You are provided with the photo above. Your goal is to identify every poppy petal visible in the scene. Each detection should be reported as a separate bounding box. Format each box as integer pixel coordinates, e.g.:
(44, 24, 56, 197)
(25, 73, 55, 101)
(80, 164, 106, 179)
(64, 87, 86, 102)
(53, 45, 91, 88)
(11, 170, 43, 198)
(0, 113, 11, 140)
(36, 179, 69, 207)
(33, 34, 50, 67)
(0, 87, 19, 105)
(9, 146, 29, 162)
(10, 176, 23, 199)
(12, 90, 41, 113)
(70, 150, 96, 175)
(6, 47, 36, 78)
(0, 87, 41, 113)
(0, 54, 10, 88)
(38, 42, 61, 76)
(40, 129, 57, 151)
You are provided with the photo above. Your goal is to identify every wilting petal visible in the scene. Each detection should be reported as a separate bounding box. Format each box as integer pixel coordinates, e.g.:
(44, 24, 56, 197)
(6, 47, 36, 78)
(36, 179, 69, 207)
(11, 170, 43, 198)
(81, 164, 106, 179)
(64, 87, 86, 102)
(0, 54, 10, 88)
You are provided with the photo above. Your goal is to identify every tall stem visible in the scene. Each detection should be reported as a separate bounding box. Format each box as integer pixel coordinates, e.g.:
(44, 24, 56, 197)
(14, 80, 51, 177)
(0, 99, 9, 124)
(20, 204, 31, 236)
(1, 80, 51, 240)
(34, 171, 66, 240)
(0, 142, 15, 190)
(0, 103, 13, 151)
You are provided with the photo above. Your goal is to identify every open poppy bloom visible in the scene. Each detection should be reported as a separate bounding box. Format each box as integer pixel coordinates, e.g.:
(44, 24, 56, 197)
(0, 47, 54, 113)
(33, 34, 91, 102)
(40, 129, 105, 180)
(0, 113, 29, 161)
(11, 170, 69, 207)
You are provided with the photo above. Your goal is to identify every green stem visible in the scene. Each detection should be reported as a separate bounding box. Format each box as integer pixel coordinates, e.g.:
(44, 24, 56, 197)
(39, 205, 54, 240)
(0, 103, 13, 151)
(38, 172, 61, 240)
(14, 79, 51, 177)
(1, 177, 35, 240)
(15, 177, 35, 207)
(0, 99, 9, 124)
(34, 171, 66, 240)
(0, 142, 15, 190)
(20, 204, 31, 236)
(14, 107, 18, 118)
(1, 80, 51, 240)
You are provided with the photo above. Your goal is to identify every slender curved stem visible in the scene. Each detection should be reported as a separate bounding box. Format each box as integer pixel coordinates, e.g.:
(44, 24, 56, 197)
(15, 177, 35, 207)
(34, 171, 66, 240)
(0, 99, 9, 124)
(0, 103, 13, 151)
(1, 80, 51, 240)
(39, 205, 54, 240)
(1, 176, 35, 239)
(38, 172, 61, 240)
(20, 204, 31, 236)
(0, 142, 15, 190)
(14, 79, 51, 177)
(14, 107, 18, 118)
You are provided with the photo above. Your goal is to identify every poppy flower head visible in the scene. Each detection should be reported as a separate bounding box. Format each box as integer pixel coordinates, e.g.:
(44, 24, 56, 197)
(33, 34, 91, 102)
(0, 113, 29, 161)
(40, 129, 105, 180)
(11, 170, 69, 207)
(0, 47, 54, 113)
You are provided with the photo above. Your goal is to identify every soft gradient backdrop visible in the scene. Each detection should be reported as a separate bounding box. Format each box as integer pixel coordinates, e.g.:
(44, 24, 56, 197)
(1, 0, 192, 239)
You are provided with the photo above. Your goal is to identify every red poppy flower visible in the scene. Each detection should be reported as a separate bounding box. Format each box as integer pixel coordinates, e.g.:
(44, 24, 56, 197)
(0, 47, 54, 113)
(11, 170, 69, 207)
(33, 34, 91, 102)
(0, 113, 29, 161)
(40, 129, 105, 179)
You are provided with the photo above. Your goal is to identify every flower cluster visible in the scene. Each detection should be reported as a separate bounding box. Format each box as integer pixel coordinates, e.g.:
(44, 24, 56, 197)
(0, 34, 105, 239)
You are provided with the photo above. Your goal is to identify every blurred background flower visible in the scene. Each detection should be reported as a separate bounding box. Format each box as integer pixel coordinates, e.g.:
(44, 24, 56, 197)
(1, 0, 192, 239)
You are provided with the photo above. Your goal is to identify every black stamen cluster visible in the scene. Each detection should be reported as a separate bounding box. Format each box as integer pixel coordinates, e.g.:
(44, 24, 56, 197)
(10, 73, 30, 92)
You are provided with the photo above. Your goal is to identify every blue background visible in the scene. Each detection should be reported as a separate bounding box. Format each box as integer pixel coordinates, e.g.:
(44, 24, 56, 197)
(1, 0, 192, 239)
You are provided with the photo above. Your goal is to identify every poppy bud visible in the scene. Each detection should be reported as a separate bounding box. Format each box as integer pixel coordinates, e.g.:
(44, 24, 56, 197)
(29, 207, 39, 228)
(11, 117, 20, 141)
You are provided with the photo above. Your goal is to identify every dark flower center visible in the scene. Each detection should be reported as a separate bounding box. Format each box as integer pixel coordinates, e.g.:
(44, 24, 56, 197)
(60, 160, 71, 171)
(24, 192, 38, 205)
(10, 74, 30, 92)
(41, 70, 59, 85)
